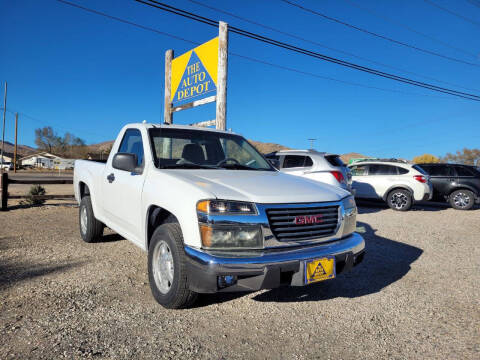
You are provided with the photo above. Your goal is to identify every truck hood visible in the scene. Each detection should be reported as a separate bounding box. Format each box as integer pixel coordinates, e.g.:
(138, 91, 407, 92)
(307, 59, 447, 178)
(166, 170, 349, 203)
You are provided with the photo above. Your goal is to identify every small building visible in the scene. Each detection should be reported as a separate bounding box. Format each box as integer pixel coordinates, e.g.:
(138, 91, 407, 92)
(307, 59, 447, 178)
(0, 154, 12, 163)
(52, 158, 75, 170)
(20, 152, 61, 168)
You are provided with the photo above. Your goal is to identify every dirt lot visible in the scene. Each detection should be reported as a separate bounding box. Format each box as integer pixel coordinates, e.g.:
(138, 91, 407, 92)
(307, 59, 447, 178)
(1, 203, 479, 359)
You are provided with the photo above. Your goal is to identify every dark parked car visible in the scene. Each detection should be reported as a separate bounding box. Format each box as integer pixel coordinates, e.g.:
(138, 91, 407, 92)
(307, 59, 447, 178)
(419, 163, 480, 210)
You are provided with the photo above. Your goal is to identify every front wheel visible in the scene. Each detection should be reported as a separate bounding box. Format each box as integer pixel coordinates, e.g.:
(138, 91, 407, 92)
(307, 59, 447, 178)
(449, 189, 475, 210)
(386, 189, 412, 211)
(148, 222, 197, 309)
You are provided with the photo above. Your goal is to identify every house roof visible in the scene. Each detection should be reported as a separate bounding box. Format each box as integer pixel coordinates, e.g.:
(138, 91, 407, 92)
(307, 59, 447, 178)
(19, 152, 63, 160)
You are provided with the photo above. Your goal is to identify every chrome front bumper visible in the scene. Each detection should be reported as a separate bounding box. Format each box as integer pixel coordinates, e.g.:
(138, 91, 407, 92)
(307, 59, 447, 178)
(184, 232, 365, 293)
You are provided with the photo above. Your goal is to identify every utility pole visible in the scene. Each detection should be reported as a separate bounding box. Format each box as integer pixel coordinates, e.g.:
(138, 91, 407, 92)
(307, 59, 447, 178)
(216, 21, 228, 130)
(1, 81, 7, 170)
(14, 113, 18, 173)
(164, 49, 173, 124)
(308, 138, 317, 150)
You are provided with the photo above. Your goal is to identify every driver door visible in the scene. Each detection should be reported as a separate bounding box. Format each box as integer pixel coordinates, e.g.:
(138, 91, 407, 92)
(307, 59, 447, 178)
(102, 128, 146, 245)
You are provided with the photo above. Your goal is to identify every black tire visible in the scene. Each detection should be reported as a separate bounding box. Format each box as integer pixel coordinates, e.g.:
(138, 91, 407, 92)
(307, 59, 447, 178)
(79, 196, 104, 243)
(449, 189, 475, 210)
(148, 222, 197, 309)
(386, 189, 412, 211)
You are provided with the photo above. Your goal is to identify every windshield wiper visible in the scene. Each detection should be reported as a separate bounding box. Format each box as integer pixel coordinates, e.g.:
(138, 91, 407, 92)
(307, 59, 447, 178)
(160, 163, 217, 169)
(217, 163, 265, 171)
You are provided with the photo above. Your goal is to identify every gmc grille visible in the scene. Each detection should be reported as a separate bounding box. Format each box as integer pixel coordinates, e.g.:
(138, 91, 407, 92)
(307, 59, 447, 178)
(266, 205, 339, 241)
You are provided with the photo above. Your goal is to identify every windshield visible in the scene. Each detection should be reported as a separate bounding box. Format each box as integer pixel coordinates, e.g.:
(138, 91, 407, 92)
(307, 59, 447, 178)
(149, 128, 275, 171)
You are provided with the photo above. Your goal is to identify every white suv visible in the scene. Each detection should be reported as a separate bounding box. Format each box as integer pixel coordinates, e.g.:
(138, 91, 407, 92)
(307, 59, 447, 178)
(348, 160, 433, 211)
(265, 150, 353, 192)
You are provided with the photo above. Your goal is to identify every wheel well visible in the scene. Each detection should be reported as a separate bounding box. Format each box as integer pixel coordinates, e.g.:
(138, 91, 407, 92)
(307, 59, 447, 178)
(384, 186, 413, 201)
(146, 206, 179, 249)
(448, 187, 475, 197)
(79, 182, 90, 199)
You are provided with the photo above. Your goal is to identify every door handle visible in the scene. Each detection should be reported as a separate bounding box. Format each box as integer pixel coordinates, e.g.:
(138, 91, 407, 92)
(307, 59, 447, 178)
(107, 173, 115, 183)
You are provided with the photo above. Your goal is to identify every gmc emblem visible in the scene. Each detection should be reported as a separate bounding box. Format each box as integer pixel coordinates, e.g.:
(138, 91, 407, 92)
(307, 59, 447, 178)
(294, 214, 323, 225)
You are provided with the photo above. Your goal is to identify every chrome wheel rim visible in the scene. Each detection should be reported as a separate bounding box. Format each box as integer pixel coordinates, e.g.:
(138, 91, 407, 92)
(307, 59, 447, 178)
(391, 192, 408, 209)
(80, 206, 88, 234)
(453, 192, 470, 208)
(152, 240, 174, 294)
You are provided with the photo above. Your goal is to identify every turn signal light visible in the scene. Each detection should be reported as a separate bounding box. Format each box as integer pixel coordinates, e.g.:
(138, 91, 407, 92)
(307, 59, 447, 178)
(414, 175, 427, 183)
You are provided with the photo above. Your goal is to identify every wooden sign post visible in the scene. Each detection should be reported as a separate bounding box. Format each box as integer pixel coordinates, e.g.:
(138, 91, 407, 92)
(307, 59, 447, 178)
(164, 22, 228, 130)
(216, 21, 228, 131)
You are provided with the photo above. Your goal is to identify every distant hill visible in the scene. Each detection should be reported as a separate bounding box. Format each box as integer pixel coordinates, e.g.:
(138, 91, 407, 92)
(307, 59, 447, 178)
(88, 140, 114, 153)
(249, 140, 290, 154)
(1, 141, 36, 157)
(340, 152, 369, 164)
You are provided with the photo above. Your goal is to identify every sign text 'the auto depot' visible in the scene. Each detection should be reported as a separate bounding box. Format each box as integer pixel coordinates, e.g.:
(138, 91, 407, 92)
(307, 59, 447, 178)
(171, 37, 218, 104)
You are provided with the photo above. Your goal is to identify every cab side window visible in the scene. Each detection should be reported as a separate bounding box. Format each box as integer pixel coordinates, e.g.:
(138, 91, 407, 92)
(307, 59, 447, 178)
(368, 164, 398, 175)
(118, 129, 144, 167)
(454, 166, 474, 177)
(426, 166, 452, 177)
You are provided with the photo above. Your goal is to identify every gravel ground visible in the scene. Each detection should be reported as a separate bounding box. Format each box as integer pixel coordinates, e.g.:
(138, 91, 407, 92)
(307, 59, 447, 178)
(1, 203, 479, 359)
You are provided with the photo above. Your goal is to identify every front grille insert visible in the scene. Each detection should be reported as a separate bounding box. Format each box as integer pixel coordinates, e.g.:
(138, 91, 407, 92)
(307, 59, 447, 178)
(266, 205, 339, 241)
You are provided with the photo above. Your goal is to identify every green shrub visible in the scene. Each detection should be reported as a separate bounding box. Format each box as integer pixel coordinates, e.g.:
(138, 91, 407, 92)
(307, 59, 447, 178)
(20, 184, 46, 206)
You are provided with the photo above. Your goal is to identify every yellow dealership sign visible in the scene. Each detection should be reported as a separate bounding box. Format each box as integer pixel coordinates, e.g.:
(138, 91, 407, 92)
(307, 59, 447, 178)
(171, 37, 219, 103)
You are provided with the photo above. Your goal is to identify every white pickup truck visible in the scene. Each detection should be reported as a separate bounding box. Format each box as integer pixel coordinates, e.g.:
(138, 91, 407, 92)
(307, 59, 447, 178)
(74, 123, 365, 308)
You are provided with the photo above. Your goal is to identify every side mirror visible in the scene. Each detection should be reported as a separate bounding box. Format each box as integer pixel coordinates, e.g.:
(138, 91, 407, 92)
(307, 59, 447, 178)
(267, 158, 280, 169)
(112, 153, 137, 173)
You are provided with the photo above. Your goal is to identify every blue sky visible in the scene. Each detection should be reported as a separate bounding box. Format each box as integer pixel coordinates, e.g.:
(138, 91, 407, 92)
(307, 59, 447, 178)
(1, 0, 479, 159)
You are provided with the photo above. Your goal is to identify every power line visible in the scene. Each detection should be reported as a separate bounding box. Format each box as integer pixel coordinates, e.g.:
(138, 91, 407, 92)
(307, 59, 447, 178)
(185, 0, 480, 93)
(54, 0, 458, 99)
(467, 0, 480, 10)
(1, 107, 101, 137)
(135, 0, 480, 101)
(230, 52, 452, 99)
(342, 0, 478, 58)
(423, 0, 480, 27)
(278, 0, 480, 67)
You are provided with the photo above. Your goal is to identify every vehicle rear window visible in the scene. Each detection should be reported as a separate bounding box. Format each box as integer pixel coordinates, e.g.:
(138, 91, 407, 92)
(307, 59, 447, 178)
(325, 155, 344, 167)
(412, 165, 428, 175)
(283, 155, 312, 168)
(398, 167, 409, 174)
(368, 164, 399, 175)
(454, 166, 475, 176)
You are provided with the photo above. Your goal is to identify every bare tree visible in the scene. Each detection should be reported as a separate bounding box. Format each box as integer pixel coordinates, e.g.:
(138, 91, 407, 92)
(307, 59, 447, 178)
(442, 148, 480, 165)
(35, 127, 86, 158)
(34, 126, 61, 153)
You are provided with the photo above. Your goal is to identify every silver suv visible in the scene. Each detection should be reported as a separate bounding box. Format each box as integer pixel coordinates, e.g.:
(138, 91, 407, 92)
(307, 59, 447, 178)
(265, 150, 353, 192)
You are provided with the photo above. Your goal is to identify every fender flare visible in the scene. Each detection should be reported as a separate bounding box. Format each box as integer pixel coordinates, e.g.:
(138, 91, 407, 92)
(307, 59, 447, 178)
(448, 186, 479, 198)
(382, 185, 414, 201)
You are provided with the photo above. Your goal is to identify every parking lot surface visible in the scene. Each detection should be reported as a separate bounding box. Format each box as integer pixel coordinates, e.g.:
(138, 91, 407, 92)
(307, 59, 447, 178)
(1, 204, 479, 359)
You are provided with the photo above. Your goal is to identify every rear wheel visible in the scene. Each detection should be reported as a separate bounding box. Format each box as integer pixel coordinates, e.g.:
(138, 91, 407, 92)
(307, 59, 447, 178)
(79, 195, 104, 242)
(449, 189, 475, 210)
(148, 222, 197, 309)
(387, 189, 412, 211)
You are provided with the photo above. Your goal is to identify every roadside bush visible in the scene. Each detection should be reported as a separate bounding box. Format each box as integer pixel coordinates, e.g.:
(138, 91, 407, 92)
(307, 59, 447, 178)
(20, 184, 46, 206)
(413, 154, 440, 164)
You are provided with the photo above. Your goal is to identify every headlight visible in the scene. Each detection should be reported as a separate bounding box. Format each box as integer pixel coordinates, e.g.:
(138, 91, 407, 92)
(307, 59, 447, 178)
(199, 224, 263, 249)
(341, 195, 357, 237)
(197, 200, 257, 215)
